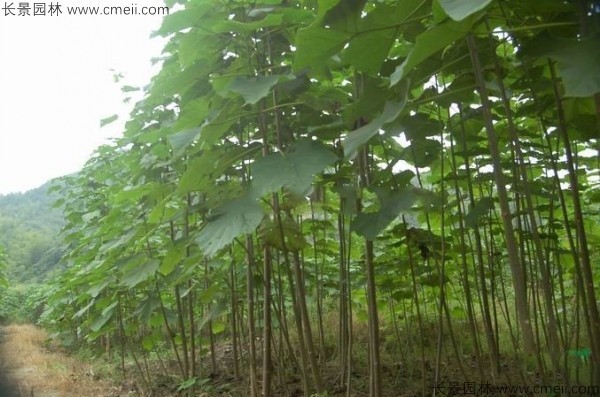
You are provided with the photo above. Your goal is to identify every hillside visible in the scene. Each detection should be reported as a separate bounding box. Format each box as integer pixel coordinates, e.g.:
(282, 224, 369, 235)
(0, 182, 65, 283)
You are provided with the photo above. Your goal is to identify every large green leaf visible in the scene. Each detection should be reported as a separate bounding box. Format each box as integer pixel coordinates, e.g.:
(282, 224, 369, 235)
(113, 182, 159, 205)
(520, 33, 600, 97)
(120, 257, 160, 288)
(342, 76, 391, 126)
(172, 97, 210, 132)
(342, 99, 407, 158)
(149, 60, 211, 101)
(438, 0, 493, 21)
(213, 13, 283, 34)
(74, 300, 95, 319)
(227, 75, 280, 105)
(87, 279, 112, 299)
(294, 27, 351, 74)
(198, 100, 245, 147)
(344, 0, 426, 74)
(293, 0, 357, 73)
(311, 0, 343, 19)
(159, 241, 187, 276)
(399, 113, 445, 140)
(401, 138, 443, 167)
(321, 0, 367, 31)
(90, 301, 117, 332)
(178, 31, 220, 68)
(252, 140, 338, 196)
(198, 301, 227, 331)
(133, 294, 162, 325)
(465, 197, 495, 228)
(344, 30, 396, 75)
(184, 141, 336, 261)
(168, 128, 201, 158)
(167, 99, 244, 158)
(390, 14, 481, 86)
(99, 228, 139, 255)
(177, 143, 262, 194)
(259, 217, 308, 251)
(196, 196, 264, 257)
(155, 2, 215, 36)
(352, 187, 421, 239)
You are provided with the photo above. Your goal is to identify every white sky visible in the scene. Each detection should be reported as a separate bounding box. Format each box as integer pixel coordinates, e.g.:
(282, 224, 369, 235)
(0, 2, 167, 195)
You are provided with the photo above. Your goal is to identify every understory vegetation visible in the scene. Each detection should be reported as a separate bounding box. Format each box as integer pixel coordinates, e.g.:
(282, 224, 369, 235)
(2, 0, 600, 396)
(0, 185, 63, 324)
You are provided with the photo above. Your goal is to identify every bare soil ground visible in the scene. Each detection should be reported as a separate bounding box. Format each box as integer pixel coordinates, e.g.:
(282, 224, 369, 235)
(1, 323, 564, 397)
(0, 324, 119, 397)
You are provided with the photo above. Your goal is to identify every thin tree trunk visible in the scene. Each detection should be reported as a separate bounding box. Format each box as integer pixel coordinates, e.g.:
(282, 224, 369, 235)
(246, 237, 258, 397)
(549, 60, 600, 383)
(467, 34, 536, 354)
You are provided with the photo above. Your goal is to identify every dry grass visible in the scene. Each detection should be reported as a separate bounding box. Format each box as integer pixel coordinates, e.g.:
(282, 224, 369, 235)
(0, 324, 116, 397)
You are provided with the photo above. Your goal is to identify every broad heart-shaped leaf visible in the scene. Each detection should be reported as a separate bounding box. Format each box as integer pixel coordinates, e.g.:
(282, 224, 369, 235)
(344, 30, 396, 75)
(399, 113, 444, 140)
(178, 31, 221, 69)
(259, 217, 308, 251)
(149, 59, 212, 102)
(342, 76, 391, 126)
(228, 75, 280, 105)
(198, 301, 227, 331)
(465, 197, 495, 228)
(401, 138, 442, 167)
(90, 301, 117, 333)
(314, 0, 342, 18)
(99, 228, 138, 255)
(294, 0, 371, 74)
(321, 0, 367, 31)
(154, 2, 214, 36)
(196, 196, 264, 257)
(294, 26, 351, 74)
(120, 256, 160, 288)
(213, 13, 283, 34)
(167, 128, 201, 158)
(197, 99, 244, 148)
(132, 294, 161, 325)
(342, 99, 407, 158)
(169, 100, 243, 158)
(390, 14, 481, 86)
(159, 241, 187, 276)
(343, 0, 427, 74)
(87, 279, 112, 298)
(177, 143, 262, 195)
(172, 97, 210, 132)
(520, 33, 600, 98)
(438, 0, 493, 21)
(352, 187, 422, 240)
(252, 140, 338, 197)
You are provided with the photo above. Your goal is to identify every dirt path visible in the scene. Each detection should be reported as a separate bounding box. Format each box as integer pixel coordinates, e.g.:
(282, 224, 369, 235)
(0, 324, 117, 397)
(0, 327, 18, 397)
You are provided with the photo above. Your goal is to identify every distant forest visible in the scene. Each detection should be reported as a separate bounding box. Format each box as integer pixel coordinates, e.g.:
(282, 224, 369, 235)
(0, 182, 64, 283)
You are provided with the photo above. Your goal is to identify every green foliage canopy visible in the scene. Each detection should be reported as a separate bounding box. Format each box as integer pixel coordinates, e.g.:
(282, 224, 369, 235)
(40, 0, 600, 393)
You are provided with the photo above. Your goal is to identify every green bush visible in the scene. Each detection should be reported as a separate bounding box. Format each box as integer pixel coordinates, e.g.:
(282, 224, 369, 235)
(0, 283, 52, 324)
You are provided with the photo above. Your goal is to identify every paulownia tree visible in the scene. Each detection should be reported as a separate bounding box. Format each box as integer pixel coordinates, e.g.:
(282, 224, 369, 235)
(43, 0, 600, 395)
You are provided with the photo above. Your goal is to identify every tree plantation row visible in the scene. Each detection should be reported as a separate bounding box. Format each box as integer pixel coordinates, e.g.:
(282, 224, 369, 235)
(9, 0, 599, 396)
